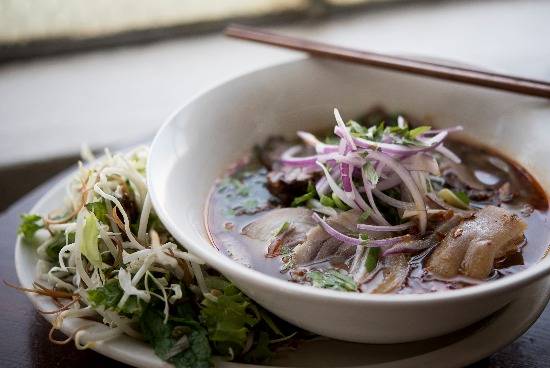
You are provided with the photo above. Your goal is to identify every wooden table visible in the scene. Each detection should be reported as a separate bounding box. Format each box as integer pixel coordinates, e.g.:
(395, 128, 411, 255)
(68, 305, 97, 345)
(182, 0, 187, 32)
(0, 162, 549, 367)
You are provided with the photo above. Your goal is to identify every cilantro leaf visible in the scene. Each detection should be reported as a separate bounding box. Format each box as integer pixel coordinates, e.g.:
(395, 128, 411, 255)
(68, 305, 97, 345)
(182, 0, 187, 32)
(200, 284, 259, 357)
(408, 125, 431, 139)
(308, 269, 357, 292)
(363, 162, 379, 185)
(18, 214, 43, 242)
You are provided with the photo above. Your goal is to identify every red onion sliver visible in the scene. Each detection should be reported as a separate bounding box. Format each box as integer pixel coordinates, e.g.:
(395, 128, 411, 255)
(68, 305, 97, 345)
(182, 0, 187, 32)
(368, 151, 427, 234)
(312, 213, 411, 247)
(357, 221, 414, 232)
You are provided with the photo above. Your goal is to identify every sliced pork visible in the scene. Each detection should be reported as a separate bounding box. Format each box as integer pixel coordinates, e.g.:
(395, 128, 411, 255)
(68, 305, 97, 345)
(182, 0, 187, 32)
(427, 205, 527, 279)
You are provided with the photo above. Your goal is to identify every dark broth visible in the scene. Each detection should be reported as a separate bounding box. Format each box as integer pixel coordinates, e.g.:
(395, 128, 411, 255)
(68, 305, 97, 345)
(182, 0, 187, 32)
(206, 138, 550, 294)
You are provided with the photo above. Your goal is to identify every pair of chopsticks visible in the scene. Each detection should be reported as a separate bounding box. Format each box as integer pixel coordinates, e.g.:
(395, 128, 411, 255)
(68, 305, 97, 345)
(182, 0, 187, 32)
(225, 24, 550, 99)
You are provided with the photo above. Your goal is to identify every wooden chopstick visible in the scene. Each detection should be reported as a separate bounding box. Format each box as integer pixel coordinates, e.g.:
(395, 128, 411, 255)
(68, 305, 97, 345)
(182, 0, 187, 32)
(224, 24, 550, 99)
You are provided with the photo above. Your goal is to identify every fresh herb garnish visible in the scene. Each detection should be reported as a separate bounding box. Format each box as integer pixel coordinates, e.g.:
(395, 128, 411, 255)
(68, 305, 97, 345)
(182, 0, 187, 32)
(141, 301, 211, 368)
(85, 201, 108, 223)
(200, 283, 260, 357)
(18, 214, 43, 242)
(438, 188, 470, 209)
(291, 182, 317, 207)
(363, 161, 379, 185)
(88, 279, 146, 317)
(320, 194, 336, 208)
(308, 269, 357, 292)
(331, 193, 349, 210)
(365, 247, 381, 272)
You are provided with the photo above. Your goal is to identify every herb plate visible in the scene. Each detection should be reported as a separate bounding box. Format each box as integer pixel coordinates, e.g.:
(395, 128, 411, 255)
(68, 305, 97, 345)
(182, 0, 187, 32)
(14, 154, 550, 367)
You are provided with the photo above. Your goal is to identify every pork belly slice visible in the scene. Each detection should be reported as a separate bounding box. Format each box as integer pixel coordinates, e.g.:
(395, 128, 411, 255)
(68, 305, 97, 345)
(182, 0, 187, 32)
(293, 210, 361, 265)
(427, 205, 527, 279)
(241, 207, 316, 256)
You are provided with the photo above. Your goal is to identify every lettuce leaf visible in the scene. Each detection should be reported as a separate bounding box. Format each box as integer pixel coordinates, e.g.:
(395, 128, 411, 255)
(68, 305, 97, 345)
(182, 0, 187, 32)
(81, 213, 102, 267)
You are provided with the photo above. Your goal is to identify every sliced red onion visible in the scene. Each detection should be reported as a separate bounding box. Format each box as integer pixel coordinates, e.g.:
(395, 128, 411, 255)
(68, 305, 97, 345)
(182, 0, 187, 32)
(315, 176, 329, 196)
(350, 131, 447, 156)
(376, 174, 402, 191)
(367, 151, 427, 234)
(382, 239, 431, 256)
(317, 162, 357, 209)
(333, 108, 357, 151)
(280, 146, 337, 167)
(312, 213, 411, 247)
(372, 189, 416, 209)
(341, 163, 352, 192)
(436, 144, 462, 164)
(421, 126, 464, 135)
(297, 131, 338, 154)
(361, 168, 390, 226)
(426, 193, 473, 216)
(357, 221, 414, 232)
(402, 154, 440, 176)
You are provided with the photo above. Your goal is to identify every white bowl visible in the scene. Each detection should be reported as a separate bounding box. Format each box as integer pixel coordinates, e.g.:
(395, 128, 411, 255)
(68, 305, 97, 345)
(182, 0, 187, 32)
(148, 57, 550, 343)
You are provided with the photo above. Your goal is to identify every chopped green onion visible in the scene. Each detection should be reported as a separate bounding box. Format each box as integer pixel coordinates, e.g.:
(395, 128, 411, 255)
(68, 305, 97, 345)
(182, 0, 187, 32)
(365, 247, 381, 272)
(331, 193, 349, 210)
(320, 194, 335, 208)
(438, 188, 470, 210)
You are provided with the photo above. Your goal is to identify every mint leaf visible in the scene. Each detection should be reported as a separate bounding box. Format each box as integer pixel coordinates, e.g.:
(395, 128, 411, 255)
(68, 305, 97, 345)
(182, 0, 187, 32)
(141, 302, 211, 368)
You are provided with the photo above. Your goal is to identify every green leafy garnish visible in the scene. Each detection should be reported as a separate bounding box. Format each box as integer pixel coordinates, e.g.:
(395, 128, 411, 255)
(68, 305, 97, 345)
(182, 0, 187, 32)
(200, 284, 259, 357)
(455, 191, 470, 205)
(408, 125, 431, 139)
(273, 221, 290, 237)
(331, 193, 349, 210)
(243, 331, 272, 363)
(363, 161, 379, 185)
(291, 182, 317, 207)
(86, 201, 108, 223)
(319, 194, 336, 208)
(87, 279, 145, 317)
(141, 302, 211, 368)
(18, 214, 43, 242)
(358, 209, 372, 223)
(365, 247, 381, 272)
(308, 269, 357, 292)
(438, 188, 470, 210)
(45, 232, 75, 262)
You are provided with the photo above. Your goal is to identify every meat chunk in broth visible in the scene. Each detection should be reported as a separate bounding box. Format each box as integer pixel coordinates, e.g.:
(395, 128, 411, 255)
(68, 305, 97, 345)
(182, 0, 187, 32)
(293, 210, 361, 265)
(241, 207, 316, 256)
(426, 205, 527, 279)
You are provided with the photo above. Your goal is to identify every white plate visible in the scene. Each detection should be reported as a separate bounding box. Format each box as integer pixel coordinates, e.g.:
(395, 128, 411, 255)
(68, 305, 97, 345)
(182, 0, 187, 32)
(15, 158, 550, 368)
